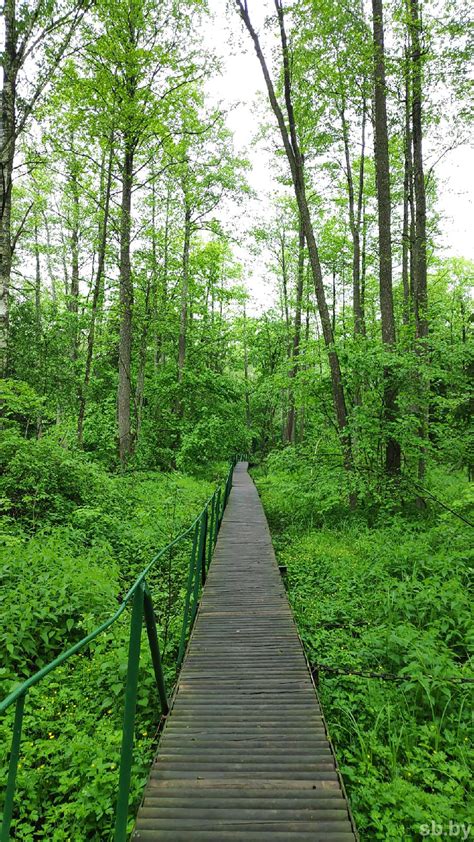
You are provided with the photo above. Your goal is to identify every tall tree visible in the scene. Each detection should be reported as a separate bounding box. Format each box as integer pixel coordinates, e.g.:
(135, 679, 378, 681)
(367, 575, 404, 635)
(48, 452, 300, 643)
(235, 0, 353, 470)
(0, 0, 87, 373)
(86, 0, 205, 462)
(372, 0, 401, 473)
(401, 44, 415, 325)
(408, 0, 429, 480)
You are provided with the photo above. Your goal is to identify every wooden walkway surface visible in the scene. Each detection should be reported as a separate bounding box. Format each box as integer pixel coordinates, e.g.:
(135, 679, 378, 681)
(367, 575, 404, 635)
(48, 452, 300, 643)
(133, 462, 356, 841)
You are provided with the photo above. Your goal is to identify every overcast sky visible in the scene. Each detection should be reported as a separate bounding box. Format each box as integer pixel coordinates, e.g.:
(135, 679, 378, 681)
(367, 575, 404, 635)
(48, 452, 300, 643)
(203, 1, 474, 309)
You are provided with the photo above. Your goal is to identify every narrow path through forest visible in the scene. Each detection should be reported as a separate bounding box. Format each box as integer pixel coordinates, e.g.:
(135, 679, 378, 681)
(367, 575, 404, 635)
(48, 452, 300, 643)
(133, 462, 356, 841)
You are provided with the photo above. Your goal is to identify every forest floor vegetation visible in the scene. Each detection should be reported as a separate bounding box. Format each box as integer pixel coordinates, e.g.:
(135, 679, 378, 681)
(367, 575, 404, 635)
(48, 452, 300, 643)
(253, 448, 473, 841)
(0, 425, 219, 839)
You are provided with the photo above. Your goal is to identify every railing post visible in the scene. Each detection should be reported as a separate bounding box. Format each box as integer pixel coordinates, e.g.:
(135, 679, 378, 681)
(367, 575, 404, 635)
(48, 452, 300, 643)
(177, 522, 200, 667)
(114, 583, 144, 842)
(200, 507, 208, 586)
(1, 692, 26, 842)
(190, 512, 207, 624)
(214, 486, 221, 543)
(225, 463, 233, 506)
(207, 493, 216, 571)
(143, 585, 169, 716)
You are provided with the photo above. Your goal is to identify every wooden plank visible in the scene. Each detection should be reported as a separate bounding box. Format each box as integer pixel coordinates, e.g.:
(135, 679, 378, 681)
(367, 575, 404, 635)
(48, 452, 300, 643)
(133, 462, 356, 841)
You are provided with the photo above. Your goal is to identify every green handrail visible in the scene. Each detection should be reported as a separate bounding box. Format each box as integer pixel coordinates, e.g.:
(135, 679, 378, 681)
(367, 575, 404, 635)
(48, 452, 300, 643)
(0, 458, 237, 842)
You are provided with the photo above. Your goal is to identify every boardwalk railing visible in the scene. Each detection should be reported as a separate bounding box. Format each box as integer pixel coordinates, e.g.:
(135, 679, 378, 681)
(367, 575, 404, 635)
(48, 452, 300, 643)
(0, 459, 237, 842)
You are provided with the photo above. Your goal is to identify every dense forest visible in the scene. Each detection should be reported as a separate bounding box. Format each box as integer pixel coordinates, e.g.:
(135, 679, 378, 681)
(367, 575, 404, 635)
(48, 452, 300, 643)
(0, 0, 472, 839)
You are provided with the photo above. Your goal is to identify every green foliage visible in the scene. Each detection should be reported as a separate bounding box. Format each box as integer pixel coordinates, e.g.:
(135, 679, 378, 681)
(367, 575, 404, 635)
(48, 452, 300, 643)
(0, 430, 113, 528)
(254, 461, 473, 840)
(0, 379, 52, 435)
(0, 435, 215, 838)
(0, 531, 117, 677)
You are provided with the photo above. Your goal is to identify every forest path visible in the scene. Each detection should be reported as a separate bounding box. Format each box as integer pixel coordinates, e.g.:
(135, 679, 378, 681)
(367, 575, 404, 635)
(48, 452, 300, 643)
(132, 461, 356, 841)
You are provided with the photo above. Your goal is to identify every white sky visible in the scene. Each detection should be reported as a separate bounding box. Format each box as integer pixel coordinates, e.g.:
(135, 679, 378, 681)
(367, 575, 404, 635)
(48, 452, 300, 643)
(203, 1, 474, 310)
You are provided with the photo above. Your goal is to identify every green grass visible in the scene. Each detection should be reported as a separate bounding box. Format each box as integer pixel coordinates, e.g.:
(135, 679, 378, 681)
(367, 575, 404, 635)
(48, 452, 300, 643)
(253, 457, 473, 841)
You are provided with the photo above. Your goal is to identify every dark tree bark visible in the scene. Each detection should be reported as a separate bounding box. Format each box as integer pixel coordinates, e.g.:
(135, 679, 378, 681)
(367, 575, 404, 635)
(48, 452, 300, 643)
(135, 275, 152, 442)
(372, 0, 401, 473)
(298, 281, 311, 442)
(118, 142, 134, 464)
(279, 231, 291, 351)
(410, 0, 428, 342)
(286, 215, 305, 443)
(236, 0, 352, 470)
(409, 0, 429, 481)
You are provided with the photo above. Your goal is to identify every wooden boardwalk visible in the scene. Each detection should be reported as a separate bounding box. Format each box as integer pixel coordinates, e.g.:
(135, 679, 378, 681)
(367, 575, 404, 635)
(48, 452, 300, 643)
(133, 462, 356, 841)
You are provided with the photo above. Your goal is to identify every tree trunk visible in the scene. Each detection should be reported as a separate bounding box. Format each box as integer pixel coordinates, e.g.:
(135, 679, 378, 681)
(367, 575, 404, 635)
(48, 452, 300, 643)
(289, 136, 351, 463)
(410, 0, 427, 339)
(34, 222, 42, 342)
(243, 304, 251, 427)
(402, 52, 412, 326)
(117, 143, 134, 464)
(153, 173, 170, 369)
(409, 0, 429, 481)
(356, 104, 367, 337)
(236, 0, 353, 472)
(77, 139, 113, 446)
(59, 219, 70, 297)
(42, 211, 57, 302)
(68, 160, 80, 359)
(178, 202, 191, 384)
(372, 0, 401, 474)
(298, 286, 311, 442)
(135, 275, 152, 443)
(286, 216, 305, 443)
(340, 100, 366, 337)
(280, 232, 291, 351)
(0, 0, 16, 375)
(361, 202, 367, 336)
(69, 176, 80, 311)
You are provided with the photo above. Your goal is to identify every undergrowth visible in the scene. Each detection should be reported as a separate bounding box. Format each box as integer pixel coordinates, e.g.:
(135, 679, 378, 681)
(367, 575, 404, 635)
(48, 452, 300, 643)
(253, 447, 473, 841)
(0, 429, 215, 839)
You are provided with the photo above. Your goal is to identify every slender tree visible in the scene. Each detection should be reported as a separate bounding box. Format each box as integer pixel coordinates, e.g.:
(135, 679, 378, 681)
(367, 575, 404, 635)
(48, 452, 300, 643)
(408, 0, 429, 480)
(372, 0, 401, 473)
(235, 0, 353, 470)
(286, 215, 305, 443)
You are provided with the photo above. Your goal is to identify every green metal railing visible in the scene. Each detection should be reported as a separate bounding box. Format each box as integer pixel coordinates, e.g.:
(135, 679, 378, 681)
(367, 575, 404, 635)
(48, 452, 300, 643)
(0, 459, 237, 842)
